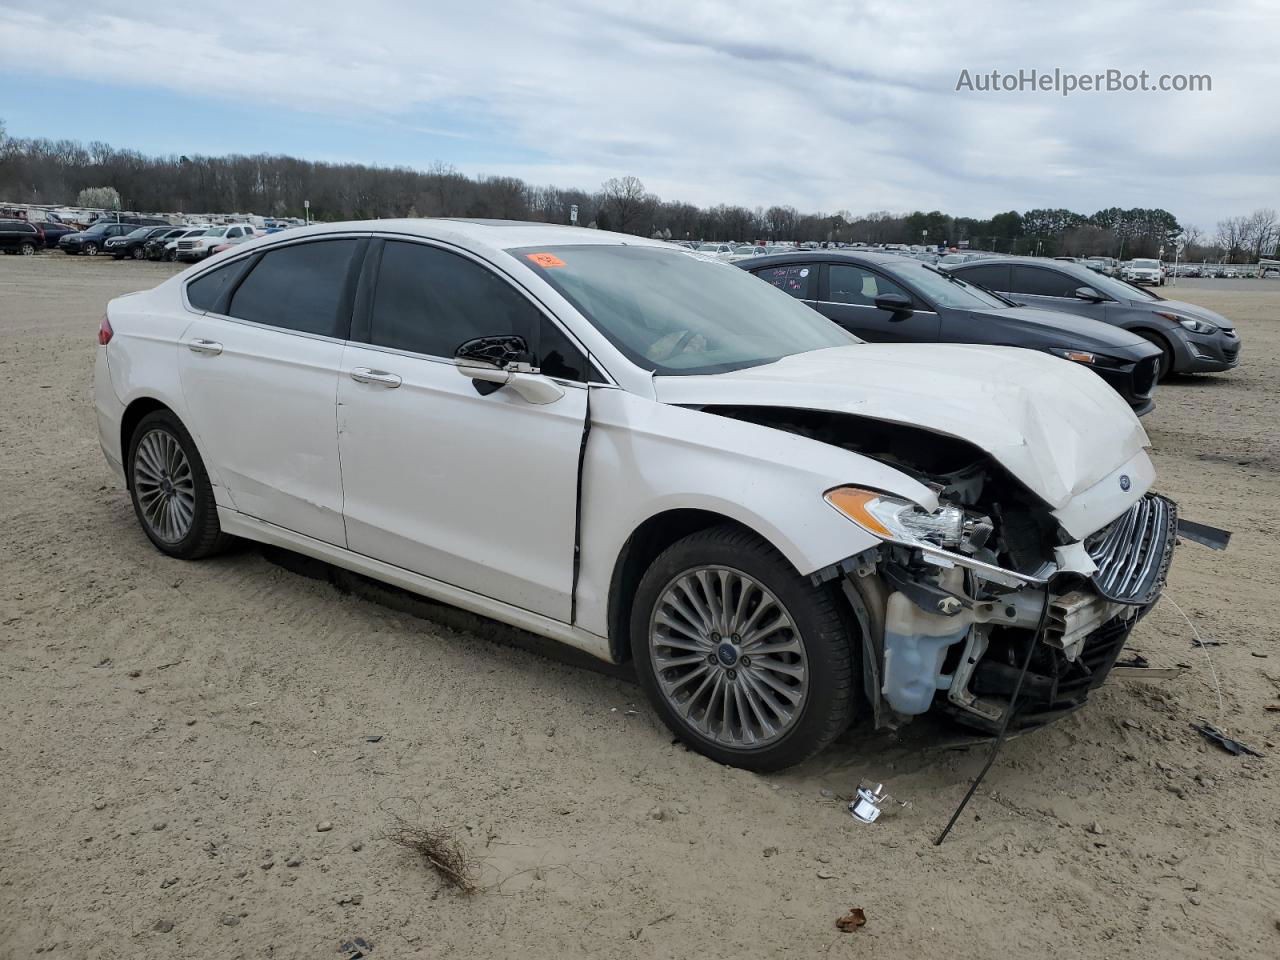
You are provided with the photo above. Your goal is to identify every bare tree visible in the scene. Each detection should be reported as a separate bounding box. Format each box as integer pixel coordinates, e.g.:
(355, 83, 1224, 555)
(600, 175, 649, 234)
(1244, 208, 1279, 260)
(1215, 215, 1249, 262)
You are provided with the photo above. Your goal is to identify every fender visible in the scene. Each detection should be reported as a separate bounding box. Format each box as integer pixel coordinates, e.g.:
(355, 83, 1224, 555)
(573, 387, 936, 638)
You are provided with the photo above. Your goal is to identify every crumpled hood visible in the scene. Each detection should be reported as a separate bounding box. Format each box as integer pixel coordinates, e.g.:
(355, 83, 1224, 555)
(654, 343, 1150, 512)
(1146, 298, 1234, 330)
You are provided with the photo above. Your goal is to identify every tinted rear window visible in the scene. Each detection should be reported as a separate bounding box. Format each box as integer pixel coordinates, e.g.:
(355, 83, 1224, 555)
(227, 239, 360, 337)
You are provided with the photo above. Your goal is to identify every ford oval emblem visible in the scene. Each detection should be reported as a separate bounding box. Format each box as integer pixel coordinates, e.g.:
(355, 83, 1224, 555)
(1119, 475, 1131, 491)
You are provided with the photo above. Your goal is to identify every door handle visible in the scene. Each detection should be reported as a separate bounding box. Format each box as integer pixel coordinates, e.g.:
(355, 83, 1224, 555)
(186, 338, 223, 355)
(350, 367, 402, 388)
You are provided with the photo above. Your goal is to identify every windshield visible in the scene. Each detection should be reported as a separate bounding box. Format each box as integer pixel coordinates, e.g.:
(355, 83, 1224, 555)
(885, 260, 1010, 309)
(513, 244, 857, 375)
(126, 228, 150, 238)
(1132, 259, 1159, 268)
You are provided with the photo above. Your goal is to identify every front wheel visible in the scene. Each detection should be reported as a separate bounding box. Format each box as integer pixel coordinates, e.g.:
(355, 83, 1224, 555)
(83, 242, 99, 256)
(131, 246, 145, 260)
(1138, 331, 1176, 380)
(127, 410, 229, 559)
(630, 525, 856, 772)
(164, 248, 176, 262)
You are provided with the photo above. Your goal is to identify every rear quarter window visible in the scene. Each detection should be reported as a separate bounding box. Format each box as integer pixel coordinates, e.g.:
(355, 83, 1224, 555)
(186, 258, 255, 313)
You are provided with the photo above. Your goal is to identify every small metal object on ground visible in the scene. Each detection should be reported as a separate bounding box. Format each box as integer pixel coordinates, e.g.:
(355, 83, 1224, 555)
(849, 784, 885, 823)
(1190, 721, 1263, 757)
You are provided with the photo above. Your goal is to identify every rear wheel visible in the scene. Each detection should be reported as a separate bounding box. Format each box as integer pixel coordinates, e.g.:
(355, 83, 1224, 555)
(20, 241, 35, 256)
(127, 410, 229, 560)
(630, 524, 856, 771)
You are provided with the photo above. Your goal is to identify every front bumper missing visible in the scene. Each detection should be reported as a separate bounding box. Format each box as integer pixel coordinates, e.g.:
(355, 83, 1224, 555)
(827, 493, 1201, 732)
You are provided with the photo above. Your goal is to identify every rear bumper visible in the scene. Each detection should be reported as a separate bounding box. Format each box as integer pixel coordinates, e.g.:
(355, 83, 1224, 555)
(94, 349, 127, 486)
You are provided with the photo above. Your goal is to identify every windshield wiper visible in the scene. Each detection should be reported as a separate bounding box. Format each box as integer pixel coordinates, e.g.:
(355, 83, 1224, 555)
(923, 264, 967, 285)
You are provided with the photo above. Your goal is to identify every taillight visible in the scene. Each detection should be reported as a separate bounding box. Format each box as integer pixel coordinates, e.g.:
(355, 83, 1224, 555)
(98, 315, 113, 345)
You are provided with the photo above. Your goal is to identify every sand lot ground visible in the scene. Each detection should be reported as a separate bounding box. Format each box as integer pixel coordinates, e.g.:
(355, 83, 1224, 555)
(1, 253, 1277, 959)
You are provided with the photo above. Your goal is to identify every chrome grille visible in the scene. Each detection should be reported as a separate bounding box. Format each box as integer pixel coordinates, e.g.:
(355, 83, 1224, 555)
(1087, 494, 1177, 605)
(178, 240, 196, 250)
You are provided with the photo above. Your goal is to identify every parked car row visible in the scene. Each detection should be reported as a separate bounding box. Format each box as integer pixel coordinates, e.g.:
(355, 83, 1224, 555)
(0, 216, 269, 260)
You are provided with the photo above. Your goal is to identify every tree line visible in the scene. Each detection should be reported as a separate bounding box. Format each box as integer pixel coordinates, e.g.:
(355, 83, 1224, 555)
(0, 124, 1274, 262)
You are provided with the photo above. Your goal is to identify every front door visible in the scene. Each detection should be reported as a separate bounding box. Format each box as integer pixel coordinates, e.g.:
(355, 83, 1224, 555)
(336, 238, 591, 622)
(817, 262, 942, 342)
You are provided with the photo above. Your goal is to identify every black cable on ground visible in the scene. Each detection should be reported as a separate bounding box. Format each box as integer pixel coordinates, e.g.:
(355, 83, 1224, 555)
(934, 588, 1052, 846)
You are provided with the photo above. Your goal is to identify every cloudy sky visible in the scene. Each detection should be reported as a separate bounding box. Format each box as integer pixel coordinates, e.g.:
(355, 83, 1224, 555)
(2, 0, 1276, 227)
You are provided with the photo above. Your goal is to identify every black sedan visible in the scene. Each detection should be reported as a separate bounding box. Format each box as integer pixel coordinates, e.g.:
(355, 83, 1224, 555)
(106, 225, 180, 260)
(737, 251, 1162, 415)
(941, 257, 1240, 379)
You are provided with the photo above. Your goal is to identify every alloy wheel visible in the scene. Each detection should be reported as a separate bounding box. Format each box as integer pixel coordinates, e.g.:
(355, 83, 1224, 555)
(132, 428, 197, 543)
(648, 565, 808, 748)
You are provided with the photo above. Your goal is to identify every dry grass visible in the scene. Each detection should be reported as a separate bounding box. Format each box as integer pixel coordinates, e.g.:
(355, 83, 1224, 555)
(382, 815, 480, 894)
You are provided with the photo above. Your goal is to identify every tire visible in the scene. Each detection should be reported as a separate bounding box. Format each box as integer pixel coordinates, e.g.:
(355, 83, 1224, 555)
(83, 242, 99, 256)
(20, 241, 36, 256)
(126, 410, 230, 560)
(164, 249, 176, 262)
(630, 524, 856, 772)
(1137, 331, 1176, 380)
(131, 246, 145, 260)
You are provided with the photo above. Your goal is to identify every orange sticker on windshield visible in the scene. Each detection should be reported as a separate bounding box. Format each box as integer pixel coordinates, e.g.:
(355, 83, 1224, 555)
(526, 252, 566, 268)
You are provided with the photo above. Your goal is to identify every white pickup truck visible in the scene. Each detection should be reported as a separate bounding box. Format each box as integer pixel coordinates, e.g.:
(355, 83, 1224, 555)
(174, 224, 258, 262)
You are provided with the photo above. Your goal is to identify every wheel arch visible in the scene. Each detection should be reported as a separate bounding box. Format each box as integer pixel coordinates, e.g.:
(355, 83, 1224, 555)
(118, 398, 215, 492)
(606, 508, 794, 663)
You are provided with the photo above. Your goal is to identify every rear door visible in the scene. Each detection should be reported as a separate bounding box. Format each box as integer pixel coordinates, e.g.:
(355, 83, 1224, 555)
(336, 237, 590, 621)
(176, 237, 366, 545)
(1003, 265, 1102, 320)
(752, 263, 817, 302)
(817, 262, 941, 342)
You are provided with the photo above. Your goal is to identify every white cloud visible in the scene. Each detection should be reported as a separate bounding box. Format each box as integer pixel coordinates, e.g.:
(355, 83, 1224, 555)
(5, 0, 1277, 226)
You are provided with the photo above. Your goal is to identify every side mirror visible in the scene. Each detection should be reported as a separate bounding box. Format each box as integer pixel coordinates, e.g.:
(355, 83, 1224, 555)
(453, 335, 564, 405)
(874, 292, 914, 316)
(1074, 286, 1106, 302)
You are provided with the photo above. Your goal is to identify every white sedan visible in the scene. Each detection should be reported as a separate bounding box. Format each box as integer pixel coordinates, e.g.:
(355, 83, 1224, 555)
(95, 219, 1181, 770)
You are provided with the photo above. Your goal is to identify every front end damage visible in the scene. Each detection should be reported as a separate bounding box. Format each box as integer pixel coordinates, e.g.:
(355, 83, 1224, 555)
(713, 406, 1180, 734)
(828, 491, 1177, 733)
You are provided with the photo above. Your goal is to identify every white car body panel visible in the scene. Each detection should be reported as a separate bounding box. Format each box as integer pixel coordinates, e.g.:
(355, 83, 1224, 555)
(652, 343, 1151, 538)
(336, 342, 588, 621)
(573, 387, 936, 637)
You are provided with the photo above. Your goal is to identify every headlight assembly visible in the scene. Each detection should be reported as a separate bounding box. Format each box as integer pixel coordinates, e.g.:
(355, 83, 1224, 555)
(1157, 312, 1216, 335)
(825, 487, 966, 548)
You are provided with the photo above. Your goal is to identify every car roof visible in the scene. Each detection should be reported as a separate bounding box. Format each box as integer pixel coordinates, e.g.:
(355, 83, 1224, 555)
(944, 255, 1099, 279)
(732, 249, 923, 270)
(269, 217, 671, 252)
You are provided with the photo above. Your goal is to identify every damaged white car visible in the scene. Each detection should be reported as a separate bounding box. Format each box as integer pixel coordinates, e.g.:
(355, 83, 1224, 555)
(95, 220, 1187, 771)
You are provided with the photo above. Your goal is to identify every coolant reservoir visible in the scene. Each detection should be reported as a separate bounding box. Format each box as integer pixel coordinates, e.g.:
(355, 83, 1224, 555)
(881, 568, 969, 715)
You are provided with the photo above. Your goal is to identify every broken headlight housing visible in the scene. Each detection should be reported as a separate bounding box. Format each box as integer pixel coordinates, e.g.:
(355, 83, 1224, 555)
(825, 487, 966, 549)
